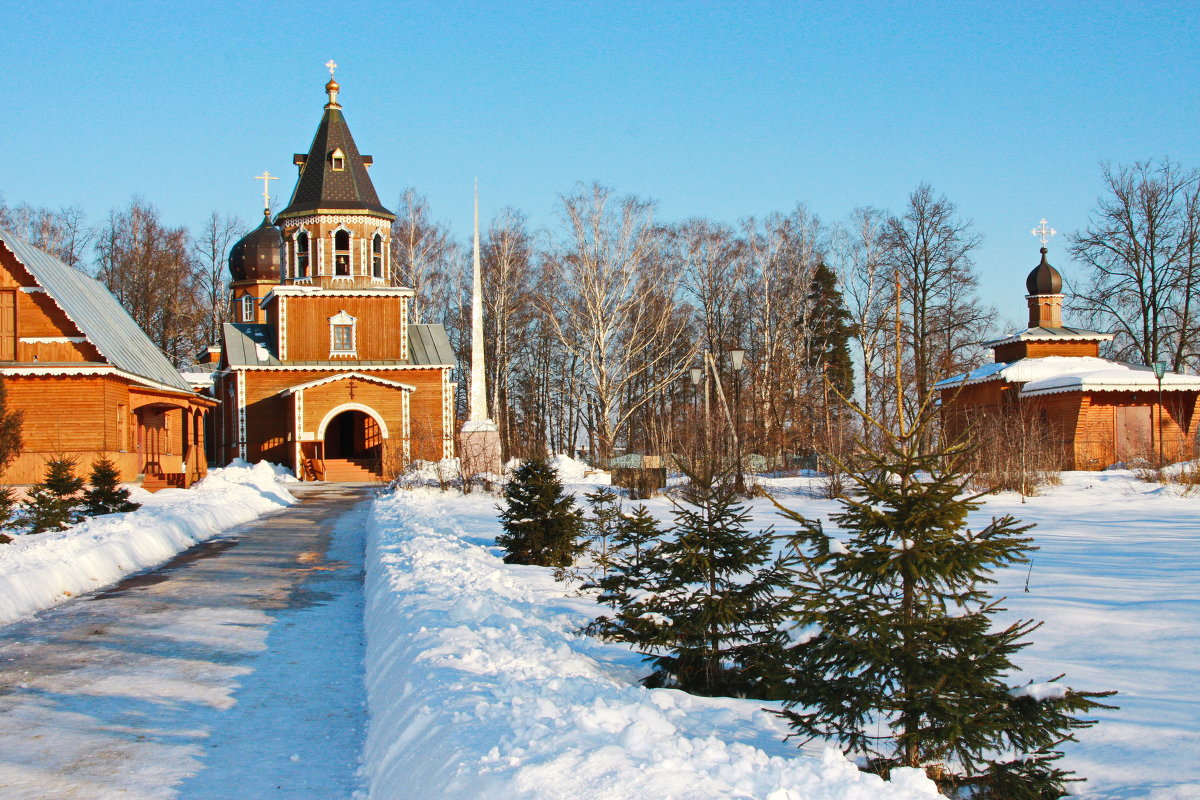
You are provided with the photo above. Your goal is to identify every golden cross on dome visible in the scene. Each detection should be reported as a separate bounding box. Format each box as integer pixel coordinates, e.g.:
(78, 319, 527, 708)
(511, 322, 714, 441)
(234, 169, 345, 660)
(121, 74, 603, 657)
(326, 59, 338, 79)
(1031, 218, 1057, 246)
(254, 171, 278, 212)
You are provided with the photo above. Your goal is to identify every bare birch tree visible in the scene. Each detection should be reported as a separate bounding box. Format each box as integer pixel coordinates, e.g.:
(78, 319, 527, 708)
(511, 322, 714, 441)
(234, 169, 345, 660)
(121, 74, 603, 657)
(0, 198, 93, 269)
(390, 188, 456, 325)
(832, 207, 892, 434)
(96, 199, 204, 365)
(193, 211, 246, 347)
(481, 208, 539, 459)
(1069, 158, 1200, 370)
(882, 184, 992, 412)
(544, 183, 693, 461)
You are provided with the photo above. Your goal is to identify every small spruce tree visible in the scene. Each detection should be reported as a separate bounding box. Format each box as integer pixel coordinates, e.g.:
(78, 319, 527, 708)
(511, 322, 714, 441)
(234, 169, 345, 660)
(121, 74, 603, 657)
(496, 457, 583, 567)
(23, 456, 85, 533)
(83, 456, 140, 516)
(586, 503, 666, 644)
(577, 487, 622, 588)
(639, 461, 797, 699)
(775, 407, 1116, 796)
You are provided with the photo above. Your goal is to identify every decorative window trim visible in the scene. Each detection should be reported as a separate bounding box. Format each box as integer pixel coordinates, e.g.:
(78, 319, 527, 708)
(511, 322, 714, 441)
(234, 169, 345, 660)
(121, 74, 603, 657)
(371, 231, 384, 278)
(330, 147, 346, 171)
(332, 227, 352, 276)
(329, 310, 357, 358)
(241, 295, 255, 322)
(293, 228, 311, 279)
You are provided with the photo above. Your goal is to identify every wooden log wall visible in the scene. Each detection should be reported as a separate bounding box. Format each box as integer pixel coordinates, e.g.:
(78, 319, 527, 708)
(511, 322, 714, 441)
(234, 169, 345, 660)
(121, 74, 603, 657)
(277, 295, 406, 361)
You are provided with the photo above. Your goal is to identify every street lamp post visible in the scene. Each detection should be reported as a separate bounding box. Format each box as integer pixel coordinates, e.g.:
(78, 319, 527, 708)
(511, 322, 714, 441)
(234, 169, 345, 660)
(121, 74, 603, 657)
(729, 347, 746, 493)
(1153, 360, 1167, 466)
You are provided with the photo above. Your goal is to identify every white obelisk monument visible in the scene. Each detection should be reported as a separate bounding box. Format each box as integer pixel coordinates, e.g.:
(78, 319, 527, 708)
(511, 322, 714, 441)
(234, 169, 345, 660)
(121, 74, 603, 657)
(458, 181, 502, 477)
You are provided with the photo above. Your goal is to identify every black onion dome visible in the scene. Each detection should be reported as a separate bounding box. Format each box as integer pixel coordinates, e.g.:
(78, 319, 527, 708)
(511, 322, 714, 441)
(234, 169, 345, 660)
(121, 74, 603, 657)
(229, 212, 283, 282)
(1025, 247, 1062, 295)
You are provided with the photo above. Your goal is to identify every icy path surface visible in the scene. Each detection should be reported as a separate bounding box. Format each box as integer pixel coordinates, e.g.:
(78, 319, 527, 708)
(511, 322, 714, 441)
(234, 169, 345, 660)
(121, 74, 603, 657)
(0, 483, 373, 800)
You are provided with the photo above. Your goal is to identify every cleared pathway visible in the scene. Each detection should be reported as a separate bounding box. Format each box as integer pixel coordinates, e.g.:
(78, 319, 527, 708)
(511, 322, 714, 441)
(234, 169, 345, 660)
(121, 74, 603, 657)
(0, 483, 375, 800)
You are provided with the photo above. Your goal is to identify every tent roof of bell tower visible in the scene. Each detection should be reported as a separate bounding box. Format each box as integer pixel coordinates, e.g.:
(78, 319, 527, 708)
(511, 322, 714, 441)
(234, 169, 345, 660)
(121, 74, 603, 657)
(276, 73, 394, 222)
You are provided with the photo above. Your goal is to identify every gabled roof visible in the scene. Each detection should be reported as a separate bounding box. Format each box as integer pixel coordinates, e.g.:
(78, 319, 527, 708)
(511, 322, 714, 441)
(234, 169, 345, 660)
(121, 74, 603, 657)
(984, 326, 1114, 347)
(278, 371, 414, 396)
(936, 356, 1200, 397)
(276, 104, 393, 220)
(0, 228, 195, 394)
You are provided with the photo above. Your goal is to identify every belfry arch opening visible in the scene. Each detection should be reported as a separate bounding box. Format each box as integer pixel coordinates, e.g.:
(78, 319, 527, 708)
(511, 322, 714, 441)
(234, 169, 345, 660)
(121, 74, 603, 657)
(322, 408, 383, 461)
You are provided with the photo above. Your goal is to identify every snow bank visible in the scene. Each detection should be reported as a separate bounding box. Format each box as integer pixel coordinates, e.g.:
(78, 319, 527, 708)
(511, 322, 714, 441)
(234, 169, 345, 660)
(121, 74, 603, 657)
(0, 460, 294, 625)
(548, 453, 592, 483)
(363, 489, 938, 800)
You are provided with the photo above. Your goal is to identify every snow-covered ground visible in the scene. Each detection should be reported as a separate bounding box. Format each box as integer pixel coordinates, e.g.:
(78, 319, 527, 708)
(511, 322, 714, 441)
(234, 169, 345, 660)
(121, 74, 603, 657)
(363, 485, 938, 799)
(364, 461, 1199, 800)
(0, 460, 295, 625)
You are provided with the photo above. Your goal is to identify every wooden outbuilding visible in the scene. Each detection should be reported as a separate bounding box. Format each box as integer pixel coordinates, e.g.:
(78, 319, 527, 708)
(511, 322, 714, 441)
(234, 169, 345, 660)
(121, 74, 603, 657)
(938, 247, 1200, 469)
(210, 73, 458, 481)
(0, 230, 217, 488)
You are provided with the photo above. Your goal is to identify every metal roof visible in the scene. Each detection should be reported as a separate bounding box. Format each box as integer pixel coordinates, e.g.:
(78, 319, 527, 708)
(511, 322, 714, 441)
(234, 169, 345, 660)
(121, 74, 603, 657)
(222, 322, 455, 368)
(223, 323, 282, 367)
(408, 324, 457, 366)
(983, 326, 1114, 347)
(0, 228, 195, 393)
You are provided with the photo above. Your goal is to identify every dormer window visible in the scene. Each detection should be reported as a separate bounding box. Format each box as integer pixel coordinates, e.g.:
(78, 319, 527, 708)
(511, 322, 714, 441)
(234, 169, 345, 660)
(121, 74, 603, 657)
(329, 310, 357, 357)
(334, 230, 351, 276)
(296, 230, 309, 278)
(372, 234, 383, 278)
(330, 147, 346, 171)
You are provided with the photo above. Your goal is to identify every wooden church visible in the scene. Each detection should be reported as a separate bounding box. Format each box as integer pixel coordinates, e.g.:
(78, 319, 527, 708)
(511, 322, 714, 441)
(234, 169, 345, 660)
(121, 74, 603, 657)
(938, 241, 1200, 469)
(0, 230, 217, 488)
(209, 70, 458, 481)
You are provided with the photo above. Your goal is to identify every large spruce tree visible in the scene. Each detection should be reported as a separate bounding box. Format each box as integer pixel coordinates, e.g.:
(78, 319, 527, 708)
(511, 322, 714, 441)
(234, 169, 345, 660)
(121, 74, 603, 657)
(496, 457, 583, 567)
(775, 410, 1115, 797)
(637, 463, 797, 699)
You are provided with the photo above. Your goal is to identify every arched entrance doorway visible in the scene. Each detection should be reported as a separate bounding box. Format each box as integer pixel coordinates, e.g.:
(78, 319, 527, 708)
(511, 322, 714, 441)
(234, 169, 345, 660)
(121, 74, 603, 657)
(322, 408, 383, 461)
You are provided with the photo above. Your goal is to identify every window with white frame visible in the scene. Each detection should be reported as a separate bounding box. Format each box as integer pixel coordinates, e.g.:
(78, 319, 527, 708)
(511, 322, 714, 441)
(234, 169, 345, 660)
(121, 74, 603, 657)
(372, 233, 383, 278)
(330, 147, 346, 171)
(295, 230, 309, 278)
(329, 310, 357, 356)
(334, 229, 351, 276)
(241, 294, 254, 322)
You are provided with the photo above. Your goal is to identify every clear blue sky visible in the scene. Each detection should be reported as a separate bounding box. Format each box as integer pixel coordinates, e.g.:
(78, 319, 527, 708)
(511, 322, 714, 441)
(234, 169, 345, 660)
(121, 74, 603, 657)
(2, 0, 1197, 325)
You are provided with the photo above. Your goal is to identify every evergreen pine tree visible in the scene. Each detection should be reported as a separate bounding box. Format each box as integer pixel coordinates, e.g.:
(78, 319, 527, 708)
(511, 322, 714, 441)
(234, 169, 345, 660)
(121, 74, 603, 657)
(586, 503, 666, 645)
(23, 456, 85, 533)
(639, 462, 797, 699)
(496, 457, 583, 567)
(0, 488, 19, 544)
(83, 456, 141, 516)
(805, 261, 854, 397)
(775, 409, 1115, 796)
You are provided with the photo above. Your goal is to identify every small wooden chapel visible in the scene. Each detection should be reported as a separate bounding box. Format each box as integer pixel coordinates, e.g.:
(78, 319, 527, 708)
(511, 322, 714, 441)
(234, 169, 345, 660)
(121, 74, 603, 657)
(207, 68, 459, 481)
(938, 237, 1200, 469)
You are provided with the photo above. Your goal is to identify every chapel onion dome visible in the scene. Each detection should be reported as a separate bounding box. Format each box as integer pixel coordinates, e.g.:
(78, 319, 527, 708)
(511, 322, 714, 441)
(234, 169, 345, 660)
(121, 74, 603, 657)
(228, 211, 283, 282)
(1026, 247, 1063, 295)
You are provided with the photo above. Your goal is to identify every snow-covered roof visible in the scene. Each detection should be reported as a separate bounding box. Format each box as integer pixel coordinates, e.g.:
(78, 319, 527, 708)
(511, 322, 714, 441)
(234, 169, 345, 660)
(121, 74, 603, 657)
(983, 325, 1114, 347)
(936, 356, 1200, 397)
